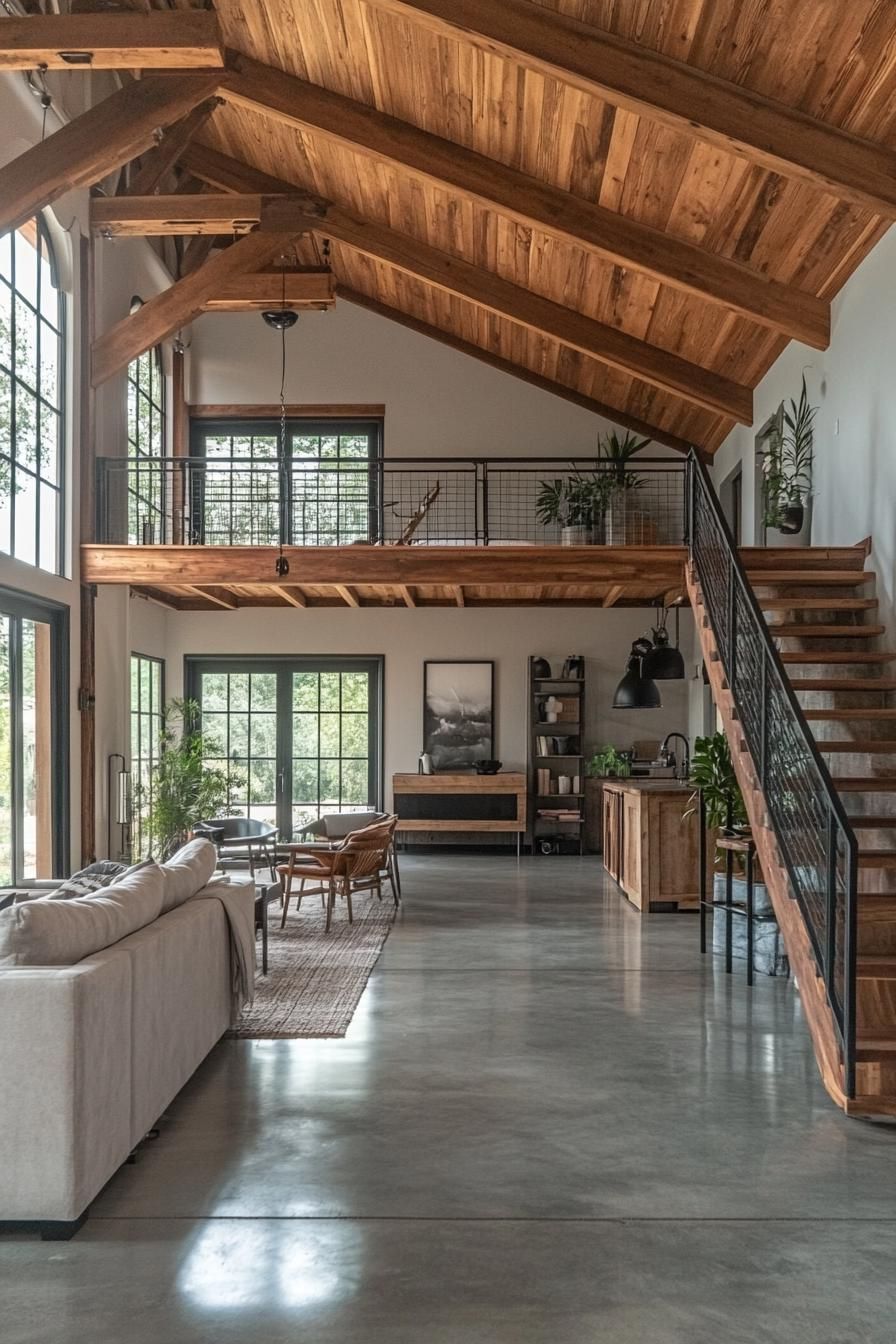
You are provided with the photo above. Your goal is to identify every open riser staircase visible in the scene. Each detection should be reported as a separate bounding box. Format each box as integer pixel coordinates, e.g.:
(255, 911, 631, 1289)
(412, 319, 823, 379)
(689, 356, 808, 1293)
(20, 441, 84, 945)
(687, 452, 896, 1117)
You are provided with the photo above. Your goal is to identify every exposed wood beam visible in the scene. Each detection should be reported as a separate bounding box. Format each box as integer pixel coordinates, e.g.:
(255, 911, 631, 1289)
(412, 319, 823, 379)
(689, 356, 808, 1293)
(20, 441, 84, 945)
(338, 286, 694, 454)
(335, 584, 360, 608)
(203, 269, 335, 312)
(130, 587, 182, 611)
(0, 12, 223, 70)
(180, 585, 238, 610)
(92, 192, 323, 236)
(192, 401, 385, 419)
(126, 98, 222, 196)
(178, 147, 746, 424)
(275, 586, 307, 608)
(603, 584, 624, 608)
(81, 544, 688, 590)
(362, 0, 896, 220)
(0, 73, 221, 238)
(180, 233, 215, 278)
(399, 585, 417, 608)
(326, 212, 749, 421)
(219, 49, 828, 344)
(91, 228, 309, 386)
(453, 586, 465, 608)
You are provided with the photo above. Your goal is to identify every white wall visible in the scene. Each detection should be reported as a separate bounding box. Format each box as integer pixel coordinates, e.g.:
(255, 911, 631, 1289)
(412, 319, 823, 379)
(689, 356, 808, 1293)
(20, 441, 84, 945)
(155, 602, 693, 807)
(190, 303, 672, 460)
(712, 223, 896, 623)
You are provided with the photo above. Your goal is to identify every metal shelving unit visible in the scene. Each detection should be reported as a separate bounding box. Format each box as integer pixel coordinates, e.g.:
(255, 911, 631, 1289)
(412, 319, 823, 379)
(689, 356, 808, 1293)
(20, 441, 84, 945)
(527, 658, 586, 855)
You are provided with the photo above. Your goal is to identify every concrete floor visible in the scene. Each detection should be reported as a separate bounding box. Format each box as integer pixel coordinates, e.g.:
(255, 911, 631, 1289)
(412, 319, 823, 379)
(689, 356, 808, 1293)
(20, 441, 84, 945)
(4, 854, 896, 1341)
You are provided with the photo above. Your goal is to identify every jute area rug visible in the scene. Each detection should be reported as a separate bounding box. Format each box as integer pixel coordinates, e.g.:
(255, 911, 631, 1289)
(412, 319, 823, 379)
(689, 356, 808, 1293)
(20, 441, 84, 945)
(229, 893, 396, 1039)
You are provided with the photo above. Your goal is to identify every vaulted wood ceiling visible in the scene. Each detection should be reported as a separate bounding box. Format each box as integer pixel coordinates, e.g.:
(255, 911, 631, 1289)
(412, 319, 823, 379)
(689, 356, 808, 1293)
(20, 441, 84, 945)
(119, 1, 896, 451)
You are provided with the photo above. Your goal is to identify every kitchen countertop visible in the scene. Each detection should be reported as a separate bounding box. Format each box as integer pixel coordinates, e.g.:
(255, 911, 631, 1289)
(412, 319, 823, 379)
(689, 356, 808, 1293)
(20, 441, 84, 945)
(601, 778, 691, 793)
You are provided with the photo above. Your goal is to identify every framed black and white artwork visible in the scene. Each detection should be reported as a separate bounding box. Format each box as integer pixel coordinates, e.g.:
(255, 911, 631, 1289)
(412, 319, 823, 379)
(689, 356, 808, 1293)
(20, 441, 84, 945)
(423, 660, 495, 770)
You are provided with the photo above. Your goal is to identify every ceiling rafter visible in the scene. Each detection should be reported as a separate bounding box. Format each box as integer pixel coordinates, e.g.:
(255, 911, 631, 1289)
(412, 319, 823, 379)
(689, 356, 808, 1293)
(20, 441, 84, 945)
(0, 12, 223, 70)
(126, 98, 223, 197)
(0, 72, 221, 238)
(218, 48, 829, 347)
(363, 0, 896, 219)
(178, 145, 750, 424)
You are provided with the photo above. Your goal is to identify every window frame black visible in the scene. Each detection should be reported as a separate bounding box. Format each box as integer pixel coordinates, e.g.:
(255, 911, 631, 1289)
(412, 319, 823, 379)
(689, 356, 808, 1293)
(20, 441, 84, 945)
(129, 650, 165, 860)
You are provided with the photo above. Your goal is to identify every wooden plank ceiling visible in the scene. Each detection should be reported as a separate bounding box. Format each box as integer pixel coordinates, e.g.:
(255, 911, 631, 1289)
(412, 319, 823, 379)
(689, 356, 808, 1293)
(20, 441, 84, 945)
(127, 0, 896, 454)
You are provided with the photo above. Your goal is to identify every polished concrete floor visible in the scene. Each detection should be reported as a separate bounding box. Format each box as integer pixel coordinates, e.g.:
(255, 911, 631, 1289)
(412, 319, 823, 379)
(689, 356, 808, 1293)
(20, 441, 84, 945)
(5, 854, 896, 1341)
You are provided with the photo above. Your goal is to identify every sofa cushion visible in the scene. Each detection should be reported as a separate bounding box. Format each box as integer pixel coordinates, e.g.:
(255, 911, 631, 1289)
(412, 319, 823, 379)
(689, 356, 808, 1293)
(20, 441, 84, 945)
(0, 864, 165, 967)
(160, 838, 218, 913)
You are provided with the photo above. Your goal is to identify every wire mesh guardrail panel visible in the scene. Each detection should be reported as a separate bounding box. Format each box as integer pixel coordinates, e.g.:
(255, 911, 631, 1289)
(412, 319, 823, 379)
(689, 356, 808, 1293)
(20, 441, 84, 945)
(688, 452, 856, 1083)
(378, 467, 479, 544)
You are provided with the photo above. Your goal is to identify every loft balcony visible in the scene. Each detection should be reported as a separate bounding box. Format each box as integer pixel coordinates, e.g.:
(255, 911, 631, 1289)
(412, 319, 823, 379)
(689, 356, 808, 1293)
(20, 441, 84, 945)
(81, 454, 688, 609)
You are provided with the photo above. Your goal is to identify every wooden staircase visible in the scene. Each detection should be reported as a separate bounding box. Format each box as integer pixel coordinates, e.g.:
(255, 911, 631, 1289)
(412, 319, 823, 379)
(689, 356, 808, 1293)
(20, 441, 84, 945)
(690, 538, 896, 1116)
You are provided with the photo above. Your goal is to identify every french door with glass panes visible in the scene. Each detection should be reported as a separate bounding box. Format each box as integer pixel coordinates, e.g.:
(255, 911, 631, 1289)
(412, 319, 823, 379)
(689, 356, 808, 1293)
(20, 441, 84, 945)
(0, 590, 68, 884)
(186, 657, 382, 839)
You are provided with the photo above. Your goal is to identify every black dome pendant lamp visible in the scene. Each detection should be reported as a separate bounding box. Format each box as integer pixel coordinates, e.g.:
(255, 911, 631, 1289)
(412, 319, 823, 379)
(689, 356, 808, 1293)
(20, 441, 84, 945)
(263, 262, 297, 578)
(643, 604, 685, 681)
(613, 637, 661, 709)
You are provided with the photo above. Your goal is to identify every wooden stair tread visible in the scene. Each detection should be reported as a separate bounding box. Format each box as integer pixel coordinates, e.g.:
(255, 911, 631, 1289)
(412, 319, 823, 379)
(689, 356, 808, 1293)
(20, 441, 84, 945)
(745, 570, 874, 585)
(770, 624, 885, 638)
(804, 708, 896, 720)
(833, 778, 896, 791)
(780, 651, 896, 663)
(848, 816, 896, 828)
(792, 678, 896, 690)
(856, 1037, 896, 1061)
(857, 850, 896, 869)
(857, 956, 896, 978)
(818, 741, 896, 752)
(739, 547, 868, 571)
(760, 598, 877, 610)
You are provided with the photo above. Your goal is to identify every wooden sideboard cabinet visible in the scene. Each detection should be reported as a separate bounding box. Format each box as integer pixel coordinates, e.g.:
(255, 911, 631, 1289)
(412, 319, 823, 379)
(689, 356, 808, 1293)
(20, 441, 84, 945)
(393, 772, 527, 854)
(602, 781, 704, 913)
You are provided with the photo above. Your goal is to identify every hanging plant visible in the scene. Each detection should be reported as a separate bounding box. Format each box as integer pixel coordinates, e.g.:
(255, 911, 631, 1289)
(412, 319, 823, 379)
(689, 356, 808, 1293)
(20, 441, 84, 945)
(761, 376, 817, 532)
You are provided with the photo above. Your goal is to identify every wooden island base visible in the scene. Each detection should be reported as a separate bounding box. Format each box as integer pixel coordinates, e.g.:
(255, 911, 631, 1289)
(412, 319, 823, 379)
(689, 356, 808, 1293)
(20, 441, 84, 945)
(602, 780, 708, 913)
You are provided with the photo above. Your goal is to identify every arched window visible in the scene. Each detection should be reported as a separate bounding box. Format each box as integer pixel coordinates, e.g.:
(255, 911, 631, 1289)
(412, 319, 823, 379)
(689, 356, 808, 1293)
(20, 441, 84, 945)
(127, 344, 166, 543)
(0, 218, 64, 574)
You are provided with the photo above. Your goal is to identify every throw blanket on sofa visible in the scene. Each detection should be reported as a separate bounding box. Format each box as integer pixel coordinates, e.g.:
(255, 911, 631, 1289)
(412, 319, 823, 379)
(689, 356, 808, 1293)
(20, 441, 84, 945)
(195, 876, 256, 1020)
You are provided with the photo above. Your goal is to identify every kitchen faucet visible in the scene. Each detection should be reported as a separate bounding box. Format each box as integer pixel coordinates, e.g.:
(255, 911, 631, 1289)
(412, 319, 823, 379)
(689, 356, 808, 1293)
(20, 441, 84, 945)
(660, 732, 691, 782)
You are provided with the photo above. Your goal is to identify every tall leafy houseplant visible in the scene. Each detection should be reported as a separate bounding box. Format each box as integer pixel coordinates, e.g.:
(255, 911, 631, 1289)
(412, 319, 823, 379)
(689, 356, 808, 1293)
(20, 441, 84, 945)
(762, 376, 816, 535)
(536, 468, 607, 544)
(598, 430, 650, 544)
(141, 698, 243, 860)
(685, 731, 749, 870)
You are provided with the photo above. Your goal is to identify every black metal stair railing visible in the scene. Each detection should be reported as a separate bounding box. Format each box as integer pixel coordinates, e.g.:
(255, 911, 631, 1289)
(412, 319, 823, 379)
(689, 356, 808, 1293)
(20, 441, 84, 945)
(687, 449, 859, 1098)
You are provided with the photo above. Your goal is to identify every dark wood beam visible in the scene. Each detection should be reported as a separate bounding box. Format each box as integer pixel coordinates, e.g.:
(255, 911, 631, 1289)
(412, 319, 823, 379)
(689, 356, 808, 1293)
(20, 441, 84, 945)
(81, 544, 688, 590)
(126, 97, 222, 196)
(91, 228, 308, 386)
(363, 0, 896, 219)
(338, 286, 695, 454)
(92, 193, 313, 236)
(0, 73, 221, 237)
(0, 12, 223, 70)
(179, 145, 747, 423)
(219, 49, 829, 345)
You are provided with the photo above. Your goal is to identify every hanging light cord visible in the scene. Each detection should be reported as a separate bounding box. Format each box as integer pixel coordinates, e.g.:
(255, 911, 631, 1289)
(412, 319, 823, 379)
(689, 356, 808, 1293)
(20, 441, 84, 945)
(276, 266, 290, 577)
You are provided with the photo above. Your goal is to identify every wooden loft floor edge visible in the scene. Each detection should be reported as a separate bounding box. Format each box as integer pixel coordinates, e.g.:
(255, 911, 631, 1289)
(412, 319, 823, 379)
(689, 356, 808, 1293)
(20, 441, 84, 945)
(686, 564, 862, 1117)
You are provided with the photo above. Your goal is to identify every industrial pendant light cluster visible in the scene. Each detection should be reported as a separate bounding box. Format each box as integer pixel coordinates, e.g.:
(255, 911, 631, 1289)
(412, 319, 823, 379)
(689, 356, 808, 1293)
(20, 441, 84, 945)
(612, 604, 685, 709)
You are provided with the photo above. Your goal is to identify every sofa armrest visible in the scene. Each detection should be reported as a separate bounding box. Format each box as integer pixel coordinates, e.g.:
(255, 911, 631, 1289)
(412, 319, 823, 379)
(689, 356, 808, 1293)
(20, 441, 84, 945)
(0, 954, 133, 1223)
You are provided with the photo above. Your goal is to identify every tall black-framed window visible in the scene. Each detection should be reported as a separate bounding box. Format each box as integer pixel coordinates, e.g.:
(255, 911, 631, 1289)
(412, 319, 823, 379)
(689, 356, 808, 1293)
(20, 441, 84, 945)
(0, 217, 65, 574)
(127, 344, 166, 544)
(130, 652, 165, 859)
(189, 417, 382, 546)
(185, 656, 383, 838)
(0, 588, 69, 884)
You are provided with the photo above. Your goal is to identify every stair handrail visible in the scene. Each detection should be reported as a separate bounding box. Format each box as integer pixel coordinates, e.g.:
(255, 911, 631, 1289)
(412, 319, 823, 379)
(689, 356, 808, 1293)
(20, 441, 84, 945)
(686, 449, 858, 1098)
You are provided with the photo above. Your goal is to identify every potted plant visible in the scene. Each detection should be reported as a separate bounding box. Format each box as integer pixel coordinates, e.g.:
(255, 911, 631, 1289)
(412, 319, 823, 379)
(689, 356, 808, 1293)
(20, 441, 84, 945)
(598, 431, 651, 544)
(587, 745, 632, 778)
(138, 698, 245, 860)
(536, 468, 607, 545)
(761, 375, 816, 544)
(685, 733, 786, 974)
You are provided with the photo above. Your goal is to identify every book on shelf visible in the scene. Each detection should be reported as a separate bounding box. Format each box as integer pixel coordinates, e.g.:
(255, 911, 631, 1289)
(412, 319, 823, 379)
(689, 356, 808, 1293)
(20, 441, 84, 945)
(537, 808, 581, 821)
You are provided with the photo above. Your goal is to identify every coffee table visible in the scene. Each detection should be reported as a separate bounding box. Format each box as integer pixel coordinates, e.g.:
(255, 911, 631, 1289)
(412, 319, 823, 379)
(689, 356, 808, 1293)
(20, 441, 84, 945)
(254, 880, 281, 975)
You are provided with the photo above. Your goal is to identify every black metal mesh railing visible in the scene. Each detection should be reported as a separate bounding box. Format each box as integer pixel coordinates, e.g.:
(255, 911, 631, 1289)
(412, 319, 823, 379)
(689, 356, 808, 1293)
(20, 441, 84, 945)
(94, 454, 687, 547)
(688, 451, 858, 1097)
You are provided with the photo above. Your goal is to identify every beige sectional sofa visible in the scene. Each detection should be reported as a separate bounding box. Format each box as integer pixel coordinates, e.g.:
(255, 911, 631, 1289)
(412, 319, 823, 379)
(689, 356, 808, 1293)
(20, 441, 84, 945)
(0, 840, 255, 1239)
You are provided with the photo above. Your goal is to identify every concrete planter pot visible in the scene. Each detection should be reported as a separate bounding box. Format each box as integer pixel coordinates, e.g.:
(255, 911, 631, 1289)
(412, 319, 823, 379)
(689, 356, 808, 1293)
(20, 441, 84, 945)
(712, 872, 788, 976)
(560, 525, 595, 546)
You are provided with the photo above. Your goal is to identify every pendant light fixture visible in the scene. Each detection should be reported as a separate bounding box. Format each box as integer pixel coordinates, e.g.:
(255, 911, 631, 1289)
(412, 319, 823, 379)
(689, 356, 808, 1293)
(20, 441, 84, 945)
(612, 637, 662, 709)
(262, 262, 298, 578)
(642, 603, 686, 681)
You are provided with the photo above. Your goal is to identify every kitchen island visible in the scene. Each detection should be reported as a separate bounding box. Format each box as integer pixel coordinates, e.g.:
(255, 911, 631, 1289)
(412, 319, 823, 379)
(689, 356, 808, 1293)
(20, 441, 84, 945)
(602, 779, 705, 914)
